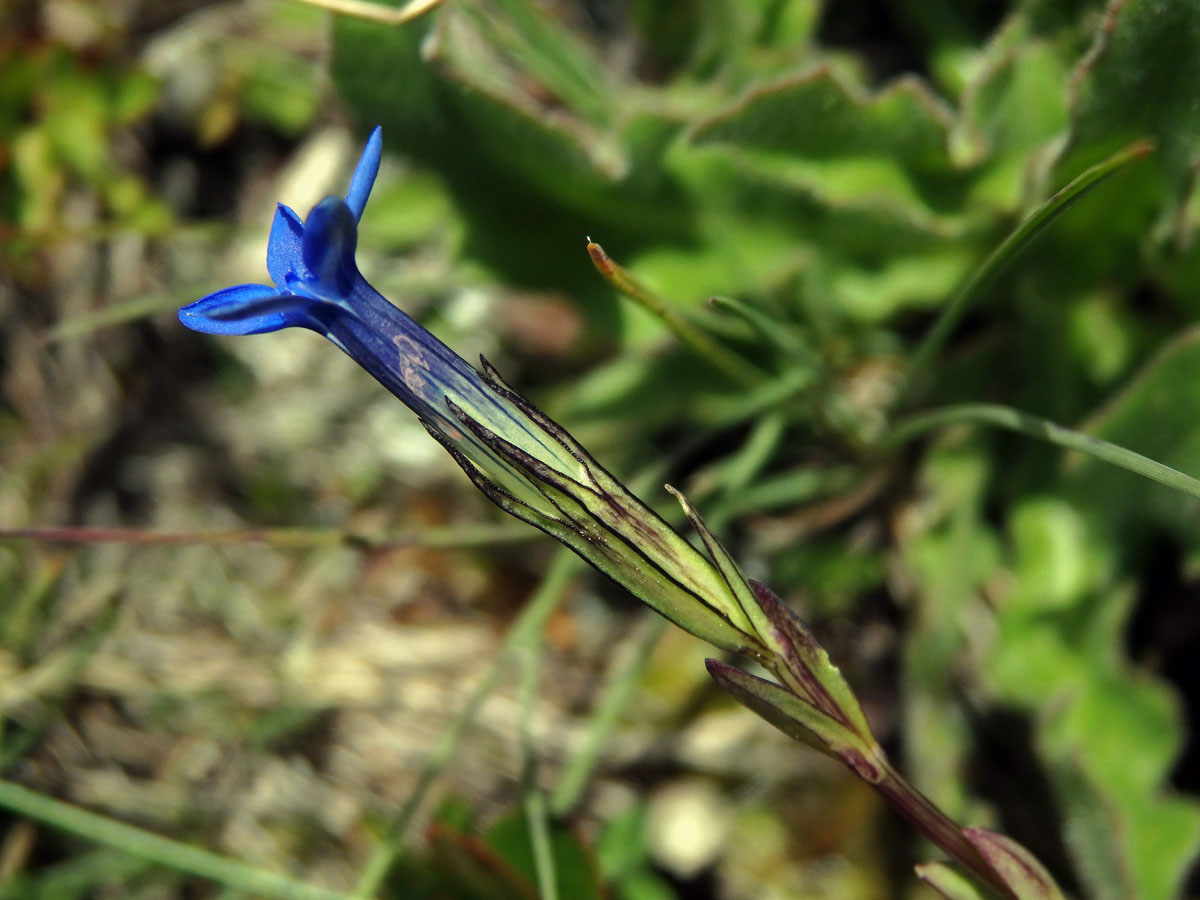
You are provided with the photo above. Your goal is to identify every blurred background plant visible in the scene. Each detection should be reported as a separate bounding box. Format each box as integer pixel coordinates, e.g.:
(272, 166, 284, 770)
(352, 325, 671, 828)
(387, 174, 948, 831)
(3, 1, 1200, 899)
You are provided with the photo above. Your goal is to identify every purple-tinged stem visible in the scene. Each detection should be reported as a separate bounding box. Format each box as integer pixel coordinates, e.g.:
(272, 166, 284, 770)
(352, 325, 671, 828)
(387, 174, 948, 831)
(870, 752, 1015, 899)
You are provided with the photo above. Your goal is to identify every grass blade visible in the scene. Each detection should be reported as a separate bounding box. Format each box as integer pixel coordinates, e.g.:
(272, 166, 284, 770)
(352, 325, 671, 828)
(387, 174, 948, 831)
(884, 402, 1200, 500)
(351, 552, 579, 899)
(898, 140, 1152, 405)
(0, 780, 357, 900)
(550, 614, 666, 815)
(587, 240, 765, 387)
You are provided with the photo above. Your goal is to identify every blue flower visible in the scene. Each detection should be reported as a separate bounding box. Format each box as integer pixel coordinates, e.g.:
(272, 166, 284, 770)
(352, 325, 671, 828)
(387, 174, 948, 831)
(179, 127, 559, 467)
(179, 127, 769, 657)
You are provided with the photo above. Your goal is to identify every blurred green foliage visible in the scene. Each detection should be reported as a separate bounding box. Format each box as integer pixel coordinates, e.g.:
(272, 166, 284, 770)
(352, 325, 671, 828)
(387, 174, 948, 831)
(0, 46, 166, 239)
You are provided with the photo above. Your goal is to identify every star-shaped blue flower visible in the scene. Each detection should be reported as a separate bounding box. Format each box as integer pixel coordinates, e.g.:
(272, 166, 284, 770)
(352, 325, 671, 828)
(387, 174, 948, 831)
(179, 127, 556, 460)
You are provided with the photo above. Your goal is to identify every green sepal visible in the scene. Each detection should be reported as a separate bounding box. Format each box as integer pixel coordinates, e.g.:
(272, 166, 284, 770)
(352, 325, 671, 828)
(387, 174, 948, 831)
(963, 828, 1067, 900)
(748, 580, 875, 742)
(665, 485, 776, 649)
(705, 660, 883, 783)
(473, 358, 760, 637)
(423, 420, 757, 656)
(915, 862, 994, 900)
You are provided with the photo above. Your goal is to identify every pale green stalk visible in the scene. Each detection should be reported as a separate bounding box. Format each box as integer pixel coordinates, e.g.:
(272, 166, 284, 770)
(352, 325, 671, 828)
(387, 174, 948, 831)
(0, 523, 536, 550)
(551, 614, 667, 815)
(0, 780, 356, 900)
(885, 402, 1200, 500)
(587, 241, 765, 388)
(518, 620, 558, 900)
(352, 552, 579, 899)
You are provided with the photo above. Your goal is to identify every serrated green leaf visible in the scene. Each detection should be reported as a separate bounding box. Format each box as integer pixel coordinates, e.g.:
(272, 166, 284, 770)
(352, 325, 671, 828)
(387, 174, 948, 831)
(831, 248, 973, 321)
(1056, 0, 1200, 238)
(986, 572, 1200, 900)
(691, 66, 958, 173)
(956, 35, 1071, 208)
(964, 38, 1070, 159)
(332, 6, 691, 233)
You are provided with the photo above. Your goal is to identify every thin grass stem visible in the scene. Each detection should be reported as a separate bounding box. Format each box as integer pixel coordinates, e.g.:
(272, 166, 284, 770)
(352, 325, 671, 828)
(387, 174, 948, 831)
(551, 614, 666, 815)
(897, 141, 1152, 406)
(0, 780, 358, 900)
(351, 552, 579, 899)
(289, 0, 444, 25)
(517, 618, 558, 900)
(0, 523, 535, 551)
(586, 241, 765, 387)
(884, 402, 1200, 500)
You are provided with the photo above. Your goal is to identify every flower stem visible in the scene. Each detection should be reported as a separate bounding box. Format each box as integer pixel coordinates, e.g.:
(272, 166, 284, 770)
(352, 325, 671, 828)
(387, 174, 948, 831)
(870, 754, 1013, 900)
(0, 523, 535, 551)
(551, 614, 666, 815)
(517, 559, 559, 900)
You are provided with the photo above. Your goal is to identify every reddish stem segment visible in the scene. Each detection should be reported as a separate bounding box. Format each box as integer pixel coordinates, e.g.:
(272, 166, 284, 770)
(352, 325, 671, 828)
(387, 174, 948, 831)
(870, 752, 1015, 899)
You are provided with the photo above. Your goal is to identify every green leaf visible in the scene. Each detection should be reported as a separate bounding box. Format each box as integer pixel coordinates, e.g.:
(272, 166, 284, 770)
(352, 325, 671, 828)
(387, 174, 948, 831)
(829, 248, 973, 322)
(897, 443, 1001, 818)
(986, 575, 1200, 900)
(898, 139, 1150, 401)
(1055, 0, 1200, 238)
(915, 861, 993, 900)
(682, 64, 976, 262)
(238, 46, 321, 135)
(428, 822, 538, 900)
(964, 32, 1071, 156)
(596, 803, 651, 881)
(1006, 497, 1097, 613)
(956, 34, 1071, 207)
(331, 6, 692, 240)
(691, 66, 957, 173)
(963, 828, 1067, 900)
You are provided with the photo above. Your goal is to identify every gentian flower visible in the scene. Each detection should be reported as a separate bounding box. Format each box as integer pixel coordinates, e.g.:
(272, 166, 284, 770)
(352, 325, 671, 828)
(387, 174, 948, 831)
(179, 127, 570, 480)
(179, 131, 1058, 900)
(180, 127, 770, 657)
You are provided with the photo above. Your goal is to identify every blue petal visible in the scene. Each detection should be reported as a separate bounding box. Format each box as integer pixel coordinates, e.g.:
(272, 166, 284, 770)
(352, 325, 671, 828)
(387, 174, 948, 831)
(266, 204, 306, 291)
(301, 197, 359, 299)
(345, 126, 382, 223)
(179, 283, 316, 335)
